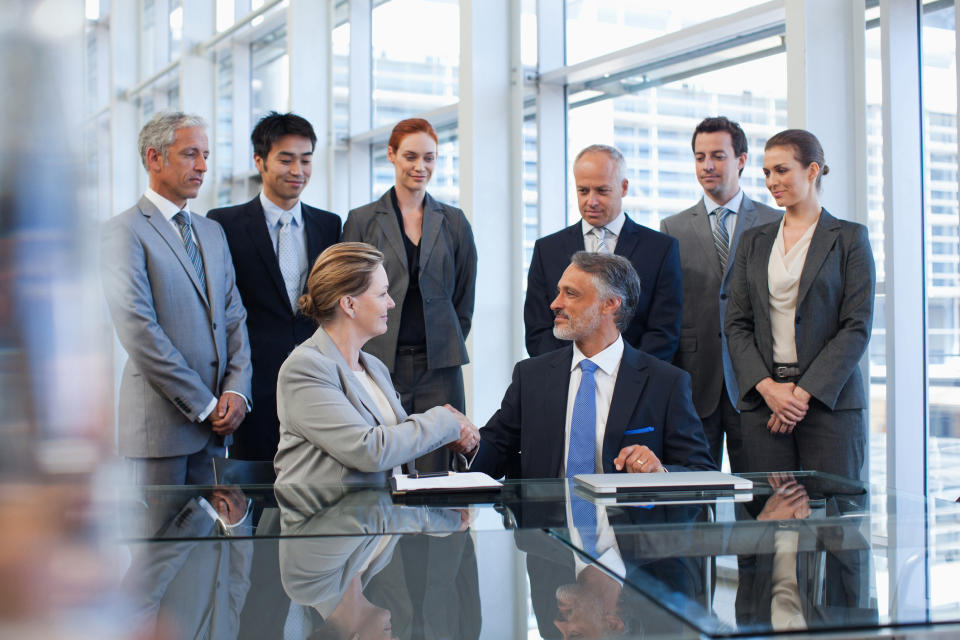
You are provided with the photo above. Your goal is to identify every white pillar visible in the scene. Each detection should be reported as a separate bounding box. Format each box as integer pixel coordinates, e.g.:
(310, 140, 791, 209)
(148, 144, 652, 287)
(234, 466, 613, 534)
(181, 0, 217, 213)
(536, 0, 568, 237)
(110, 0, 140, 213)
(347, 0, 373, 212)
(459, 0, 522, 423)
(288, 0, 331, 208)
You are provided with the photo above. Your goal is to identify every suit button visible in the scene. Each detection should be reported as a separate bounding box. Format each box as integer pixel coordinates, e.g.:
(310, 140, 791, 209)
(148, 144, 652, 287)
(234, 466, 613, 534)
(720, 294, 727, 300)
(717, 332, 722, 338)
(796, 316, 801, 324)
(212, 322, 218, 330)
(210, 361, 217, 367)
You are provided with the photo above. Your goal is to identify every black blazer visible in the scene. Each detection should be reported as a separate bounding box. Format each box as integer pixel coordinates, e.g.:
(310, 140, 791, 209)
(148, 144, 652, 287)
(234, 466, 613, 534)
(208, 197, 341, 460)
(523, 215, 682, 361)
(724, 209, 875, 411)
(471, 341, 717, 479)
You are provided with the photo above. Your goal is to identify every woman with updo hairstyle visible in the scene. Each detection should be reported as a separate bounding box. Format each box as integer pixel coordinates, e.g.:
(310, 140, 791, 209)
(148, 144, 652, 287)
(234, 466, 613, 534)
(724, 129, 876, 481)
(273, 242, 476, 485)
(342, 118, 478, 472)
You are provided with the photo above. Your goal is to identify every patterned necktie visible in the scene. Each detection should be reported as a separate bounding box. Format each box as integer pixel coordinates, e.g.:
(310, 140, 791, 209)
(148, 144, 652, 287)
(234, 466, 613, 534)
(712, 207, 731, 271)
(594, 227, 610, 254)
(172, 211, 206, 293)
(277, 211, 300, 311)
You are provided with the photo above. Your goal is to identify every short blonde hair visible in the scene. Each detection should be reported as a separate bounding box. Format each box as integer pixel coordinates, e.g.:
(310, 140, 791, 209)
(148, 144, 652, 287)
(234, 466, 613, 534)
(299, 242, 384, 325)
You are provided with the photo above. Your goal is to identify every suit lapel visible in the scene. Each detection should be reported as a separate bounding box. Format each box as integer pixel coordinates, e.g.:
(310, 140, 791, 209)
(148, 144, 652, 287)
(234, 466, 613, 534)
(753, 224, 777, 326)
(542, 350, 573, 478)
(140, 197, 208, 305)
(418, 193, 444, 273)
(243, 197, 289, 306)
(310, 329, 387, 425)
(374, 190, 408, 271)
(612, 215, 639, 258)
(601, 345, 649, 467)
(302, 205, 328, 274)
(725, 197, 758, 285)
(797, 209, 841, 307)
(691, 202, 723, 280)
(192, 217, 220, 314)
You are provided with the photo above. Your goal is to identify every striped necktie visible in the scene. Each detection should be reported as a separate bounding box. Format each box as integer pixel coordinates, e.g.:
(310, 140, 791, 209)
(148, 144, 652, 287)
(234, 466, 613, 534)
(173, 211, 206, 293)
(712, 207, 731, 271)
(277, 210, 301, 311)
(594, 227, 610, 254)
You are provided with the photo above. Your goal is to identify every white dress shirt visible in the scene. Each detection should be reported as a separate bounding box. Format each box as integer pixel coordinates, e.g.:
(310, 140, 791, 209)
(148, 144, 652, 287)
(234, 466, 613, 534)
(260, 191, 309, 295)
(580, 211, 626, 254)
(768, 216, 819, 363)
(562, 336, 624, 475)
(702, 189, 744, 239)
(142, 188, 250, 422)
(564, 483, 627, 580)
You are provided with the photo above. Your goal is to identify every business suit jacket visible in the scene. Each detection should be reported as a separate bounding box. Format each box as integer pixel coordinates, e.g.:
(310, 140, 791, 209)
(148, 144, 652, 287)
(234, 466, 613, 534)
(725, 209, 876, 411)
(273, 326, 460, 485)
(524, 215, 682, 361)
(471, 341, 717, 479)
(660, 196, 781, 417)
(101, 196, 252, 458)
(342, 189, 478, 371)
(207, 197, 341, 460)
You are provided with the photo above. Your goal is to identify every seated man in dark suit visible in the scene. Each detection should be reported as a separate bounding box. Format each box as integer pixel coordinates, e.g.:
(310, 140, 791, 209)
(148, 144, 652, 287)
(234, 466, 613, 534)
(208, 112, 341, 461)
(464, 252, 716, 479)
(524, 144, 682, 361)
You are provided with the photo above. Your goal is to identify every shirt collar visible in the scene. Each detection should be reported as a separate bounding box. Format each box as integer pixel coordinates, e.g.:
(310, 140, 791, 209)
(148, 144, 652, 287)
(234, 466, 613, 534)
(580, 210, 626, 238)
(703, 189, 743, 216)
(570, 334, 624, 376)
(144, 188, 190, 221)
(260, 191, 303, 228)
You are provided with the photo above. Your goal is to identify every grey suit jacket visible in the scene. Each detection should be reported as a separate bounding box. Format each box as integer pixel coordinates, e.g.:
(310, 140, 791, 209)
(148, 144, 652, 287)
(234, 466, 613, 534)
(341, 190, 477, 371)
(725, 209, 876, 411)
(661, 196, 781, 417)
(273, 326, 460, 485)
(101, 196, 252, 458)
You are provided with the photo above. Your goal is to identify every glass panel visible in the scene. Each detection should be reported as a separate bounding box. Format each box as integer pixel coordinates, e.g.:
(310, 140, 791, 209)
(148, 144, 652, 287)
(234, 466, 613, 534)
(215, 0, 234, 32)
(565, 0, 770, 65)
(568, 51, 786, 231)
(215, 50, 234, 206)
(140, 0, 157, 77)
(371, 0, 459, 128)
(922, 0, 960, 502)
(865, 16, 888, 491)
(250, 25, 289, 129)
(332, 2, 350, 146)
(168, 0, 183, 61)
(371, 125, 459, 206)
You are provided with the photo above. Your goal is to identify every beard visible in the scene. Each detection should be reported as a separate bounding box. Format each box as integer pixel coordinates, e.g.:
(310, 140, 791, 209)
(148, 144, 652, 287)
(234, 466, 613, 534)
(552, 306, 603, 342)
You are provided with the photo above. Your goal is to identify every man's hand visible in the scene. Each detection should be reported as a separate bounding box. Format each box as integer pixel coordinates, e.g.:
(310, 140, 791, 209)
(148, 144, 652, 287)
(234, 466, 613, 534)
(209, 393, 246, 435)
(444, 404, 479, 454)
(613, 445, 664, 473)
(756, 378, 808, 424)
(209, 486, 248, 525)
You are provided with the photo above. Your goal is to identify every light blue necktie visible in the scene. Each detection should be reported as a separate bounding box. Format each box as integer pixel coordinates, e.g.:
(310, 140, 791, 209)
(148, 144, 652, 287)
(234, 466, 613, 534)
(567, 359, 599, 556)
(277, 210, 300, 311)
(173, 211, 206, 293)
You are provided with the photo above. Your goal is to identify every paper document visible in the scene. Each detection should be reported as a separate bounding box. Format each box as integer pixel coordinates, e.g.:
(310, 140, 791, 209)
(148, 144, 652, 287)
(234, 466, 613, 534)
(391, 472, 502, 493)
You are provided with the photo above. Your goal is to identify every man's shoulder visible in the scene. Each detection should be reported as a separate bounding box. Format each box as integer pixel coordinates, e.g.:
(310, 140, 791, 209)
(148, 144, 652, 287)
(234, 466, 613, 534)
(206, 197, 259, 225)
(533, 221, 580, 249)
(742, 196, 782, 220)
(623, 342, 686, 379)
(662, 201, 705, 227)
(302, 202, 342, 226)
(516, 344, 572, 375)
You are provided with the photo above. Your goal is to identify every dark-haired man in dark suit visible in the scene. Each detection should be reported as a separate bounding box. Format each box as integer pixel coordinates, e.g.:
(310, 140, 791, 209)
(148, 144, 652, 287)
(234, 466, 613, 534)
(209, 112, 340, 461)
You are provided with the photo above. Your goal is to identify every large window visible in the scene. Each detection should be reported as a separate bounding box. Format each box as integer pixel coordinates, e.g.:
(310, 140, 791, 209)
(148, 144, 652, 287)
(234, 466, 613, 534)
(922, 0, 960, 501)
(251, 25, 289, 126)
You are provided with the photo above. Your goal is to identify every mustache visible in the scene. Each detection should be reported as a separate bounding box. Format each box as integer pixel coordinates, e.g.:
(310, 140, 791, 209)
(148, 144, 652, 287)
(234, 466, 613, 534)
(553, 310, 569, 320)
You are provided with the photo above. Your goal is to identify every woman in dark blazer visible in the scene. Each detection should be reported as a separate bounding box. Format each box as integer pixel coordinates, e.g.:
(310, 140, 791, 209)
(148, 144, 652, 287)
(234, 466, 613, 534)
(725, 130, 875, 481)
(342, 118, 478, 472)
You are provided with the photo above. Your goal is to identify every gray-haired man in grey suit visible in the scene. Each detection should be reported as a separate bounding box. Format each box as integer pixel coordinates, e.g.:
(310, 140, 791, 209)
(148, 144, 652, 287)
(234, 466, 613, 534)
(660, 116, 780, 471)
(102, 112, 252, 485)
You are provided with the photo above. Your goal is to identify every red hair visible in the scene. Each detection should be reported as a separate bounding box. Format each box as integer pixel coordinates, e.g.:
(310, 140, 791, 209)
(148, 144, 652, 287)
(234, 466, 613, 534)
(387, 118, 438, 152)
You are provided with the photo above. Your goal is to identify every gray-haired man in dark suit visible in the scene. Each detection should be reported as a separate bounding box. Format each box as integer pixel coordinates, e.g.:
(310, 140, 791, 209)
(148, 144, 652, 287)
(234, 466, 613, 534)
(660, 116, 780, 471)
(102, 112, 252, 485)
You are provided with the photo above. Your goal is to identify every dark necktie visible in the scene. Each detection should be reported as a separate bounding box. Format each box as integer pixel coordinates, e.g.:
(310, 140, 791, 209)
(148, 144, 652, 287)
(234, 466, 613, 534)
(712, 207, 731, 271)
(173, 211, 206, 293)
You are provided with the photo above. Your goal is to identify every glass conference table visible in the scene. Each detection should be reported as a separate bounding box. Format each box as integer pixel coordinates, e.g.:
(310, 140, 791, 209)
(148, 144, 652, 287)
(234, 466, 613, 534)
(114, 472, 960, 639)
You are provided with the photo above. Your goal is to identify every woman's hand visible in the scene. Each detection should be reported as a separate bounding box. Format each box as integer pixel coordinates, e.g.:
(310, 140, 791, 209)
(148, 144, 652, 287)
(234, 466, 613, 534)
(444, 404, 480, 454)
(756, 378, 809, 424)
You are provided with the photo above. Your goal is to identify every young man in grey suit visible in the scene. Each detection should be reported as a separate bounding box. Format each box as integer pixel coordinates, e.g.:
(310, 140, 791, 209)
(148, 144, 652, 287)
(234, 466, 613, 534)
(660, 116, 780, 472)
(102, 112, 252, 485)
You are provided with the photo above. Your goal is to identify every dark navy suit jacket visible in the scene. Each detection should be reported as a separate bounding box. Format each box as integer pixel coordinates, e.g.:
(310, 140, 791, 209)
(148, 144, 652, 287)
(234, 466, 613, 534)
(208, 197, 340, 460)
(523, 215, 682, 361)
(472, 341, 717, 479)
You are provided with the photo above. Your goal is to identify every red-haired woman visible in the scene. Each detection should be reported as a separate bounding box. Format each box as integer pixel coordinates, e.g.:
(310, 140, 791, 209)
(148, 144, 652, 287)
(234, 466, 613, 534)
(342, 118, 477, 472)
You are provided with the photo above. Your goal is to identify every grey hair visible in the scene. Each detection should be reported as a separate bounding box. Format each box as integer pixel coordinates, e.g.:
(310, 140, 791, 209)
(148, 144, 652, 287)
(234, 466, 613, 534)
(138, 111, 207, 170)
(569, 251, 640, 332)
(574, 144, 627, 183)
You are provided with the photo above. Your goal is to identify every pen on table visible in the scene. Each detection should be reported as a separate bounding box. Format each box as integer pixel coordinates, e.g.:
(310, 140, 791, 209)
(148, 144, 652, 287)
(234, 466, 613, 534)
(408, 471, 452, 479)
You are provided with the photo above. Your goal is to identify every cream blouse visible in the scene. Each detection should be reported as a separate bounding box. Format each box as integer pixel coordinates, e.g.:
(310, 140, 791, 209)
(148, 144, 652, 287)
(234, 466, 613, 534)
(767, 215, 819, 363)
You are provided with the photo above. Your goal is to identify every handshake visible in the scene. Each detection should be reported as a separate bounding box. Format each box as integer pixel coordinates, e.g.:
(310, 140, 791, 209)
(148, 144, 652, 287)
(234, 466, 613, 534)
(443, 405, 480, 454)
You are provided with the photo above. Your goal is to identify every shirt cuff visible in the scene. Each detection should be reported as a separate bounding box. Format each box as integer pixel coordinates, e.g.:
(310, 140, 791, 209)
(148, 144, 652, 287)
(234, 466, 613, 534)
(223, 390, 252, 412)
(197, 397, 218, 422)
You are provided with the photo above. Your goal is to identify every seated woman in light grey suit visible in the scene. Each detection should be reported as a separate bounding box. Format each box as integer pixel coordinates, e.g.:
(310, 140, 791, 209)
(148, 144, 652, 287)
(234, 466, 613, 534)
(274, 242, 477, 485)
(725, 130, 875, 482)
